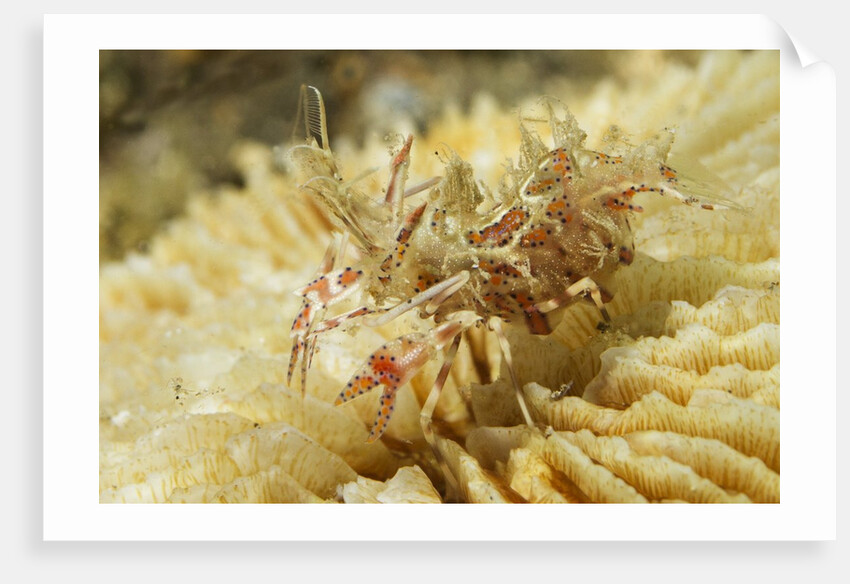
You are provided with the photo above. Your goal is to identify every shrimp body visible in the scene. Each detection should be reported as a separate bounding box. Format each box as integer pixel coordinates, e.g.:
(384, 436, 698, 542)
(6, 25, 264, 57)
(287, 86, 733, 443)
(371, 145, 695, 335)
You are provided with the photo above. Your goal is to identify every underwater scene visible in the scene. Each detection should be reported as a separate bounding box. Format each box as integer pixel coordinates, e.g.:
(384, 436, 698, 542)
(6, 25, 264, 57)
(99, 50, 779, 503)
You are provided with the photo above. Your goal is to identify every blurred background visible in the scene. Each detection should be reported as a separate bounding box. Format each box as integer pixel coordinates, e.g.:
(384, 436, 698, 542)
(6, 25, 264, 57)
(99, 50, 707, 263)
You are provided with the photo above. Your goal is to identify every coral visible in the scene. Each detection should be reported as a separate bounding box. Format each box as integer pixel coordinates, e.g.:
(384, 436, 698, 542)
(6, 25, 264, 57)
(100, 50, 779, 503)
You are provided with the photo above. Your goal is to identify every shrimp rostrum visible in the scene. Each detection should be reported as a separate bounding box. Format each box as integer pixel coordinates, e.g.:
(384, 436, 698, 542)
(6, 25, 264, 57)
(286, 85, 737, 445)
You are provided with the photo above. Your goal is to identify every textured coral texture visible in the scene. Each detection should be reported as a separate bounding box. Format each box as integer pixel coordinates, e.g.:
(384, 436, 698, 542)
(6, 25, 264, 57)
(100, 50, 779, 503)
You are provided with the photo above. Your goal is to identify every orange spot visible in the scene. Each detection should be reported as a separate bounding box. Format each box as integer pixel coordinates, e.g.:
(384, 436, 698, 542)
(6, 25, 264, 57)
(372, 357, 400, 376)
(339, 269, 360, 286)
(605, 196, 626, 211)
(514, 292, 533, 306)
(490, 275, 502, 286)
(292, 305, 312, 330)
(474, 208, 527, 244)
(551, 149, 571, 173)
(547, 200, 566, 214)
(523, 308, 551, 335)
(298, 276, 335, 305)
(512, 293, 551, 334)
(302, 278, 329, 295)
(504, 265, 522, 277)
(520, 228, 547, 247)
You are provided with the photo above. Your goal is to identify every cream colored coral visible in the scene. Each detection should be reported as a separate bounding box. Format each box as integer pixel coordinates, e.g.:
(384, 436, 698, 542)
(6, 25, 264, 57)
(340, 466, 442, 504)
(525, 431, 648, 503)
(623, 431, 779, 503)
(505, 448, 582, 503)
(524, 385, 779, 472)
(100, 50, 779, 503)
(435, 436, 522, 503)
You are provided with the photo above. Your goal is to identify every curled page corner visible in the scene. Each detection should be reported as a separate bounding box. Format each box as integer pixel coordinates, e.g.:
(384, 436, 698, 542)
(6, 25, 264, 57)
(785, 32, 822, 68)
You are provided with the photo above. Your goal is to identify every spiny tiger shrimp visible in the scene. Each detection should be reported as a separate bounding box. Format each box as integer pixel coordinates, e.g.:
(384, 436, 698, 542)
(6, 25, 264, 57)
(285, 85, 737, 448)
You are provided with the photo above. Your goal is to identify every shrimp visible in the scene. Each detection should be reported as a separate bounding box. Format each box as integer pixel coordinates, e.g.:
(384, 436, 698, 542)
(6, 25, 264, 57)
(285, 85, 737, 448)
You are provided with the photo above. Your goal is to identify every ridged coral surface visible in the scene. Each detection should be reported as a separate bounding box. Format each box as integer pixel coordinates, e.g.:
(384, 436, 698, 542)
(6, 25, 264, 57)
(100, 50, 779, 503)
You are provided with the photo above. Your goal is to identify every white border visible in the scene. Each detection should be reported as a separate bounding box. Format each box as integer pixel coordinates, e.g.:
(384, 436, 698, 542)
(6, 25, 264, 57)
(44, 14, 835, 541)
